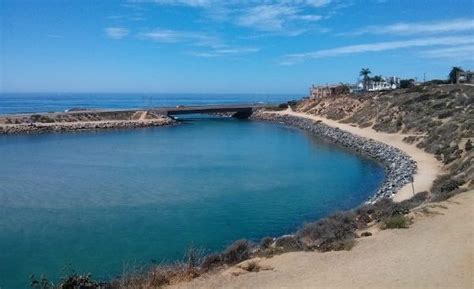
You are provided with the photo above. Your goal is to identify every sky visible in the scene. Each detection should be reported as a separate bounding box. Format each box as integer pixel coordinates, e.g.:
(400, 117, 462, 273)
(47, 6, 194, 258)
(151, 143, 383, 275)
(0, 0, 473, 93)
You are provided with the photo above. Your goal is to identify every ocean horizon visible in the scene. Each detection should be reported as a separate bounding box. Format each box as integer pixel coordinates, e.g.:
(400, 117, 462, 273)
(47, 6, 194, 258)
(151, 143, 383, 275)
(0, 93, 303, 115)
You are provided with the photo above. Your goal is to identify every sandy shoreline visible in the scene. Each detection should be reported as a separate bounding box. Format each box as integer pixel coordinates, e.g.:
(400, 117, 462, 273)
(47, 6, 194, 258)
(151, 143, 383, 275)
(272, 109, 444, 202)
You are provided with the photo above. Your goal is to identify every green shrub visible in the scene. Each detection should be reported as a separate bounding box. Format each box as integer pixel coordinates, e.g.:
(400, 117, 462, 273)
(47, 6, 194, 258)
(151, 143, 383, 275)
(399, 191, 429, 209)
(243, 261, 261, 272)
(297, 212, 357, 252)
(221, 239, 252, 265)
(431, 174, 466, 201)
(259, 236, 274, 249)
(200, 253, 222, 271)
(274, 235, 304, 251)
(58, 273, 104, 289)
(466, 139, 472, 151)
(369, 198, 410, 221)
(382, 215, 410, 229)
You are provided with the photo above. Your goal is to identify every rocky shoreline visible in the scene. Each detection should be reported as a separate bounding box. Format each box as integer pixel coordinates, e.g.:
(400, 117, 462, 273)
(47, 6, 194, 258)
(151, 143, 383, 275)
(251, 111, 417, 201)
(0, 118, 175, 135)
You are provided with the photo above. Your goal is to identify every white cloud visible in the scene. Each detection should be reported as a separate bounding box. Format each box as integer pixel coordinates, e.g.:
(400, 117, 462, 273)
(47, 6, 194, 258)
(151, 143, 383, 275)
(105, 27, 130, 39)
(238, 5, 297, 31)
(129, 0, 330, 35)
(128, 0, 331, 7)
(128, 0, 212, 7)
(139, 28, 259, 57)
(237, 4, 322, 32)
(280, 36, 474, 64)
(344, 18, 474, 36)
(422, 45, 474, 60)
(188, 47, 260, 57)
(139, 29, 187, 43)
(138, 28, 223, 48)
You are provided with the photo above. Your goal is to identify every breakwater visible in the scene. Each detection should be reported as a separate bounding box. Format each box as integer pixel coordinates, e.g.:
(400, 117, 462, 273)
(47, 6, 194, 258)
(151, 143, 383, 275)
(0, 118, 174, 134)
(252, 111, 416, 201)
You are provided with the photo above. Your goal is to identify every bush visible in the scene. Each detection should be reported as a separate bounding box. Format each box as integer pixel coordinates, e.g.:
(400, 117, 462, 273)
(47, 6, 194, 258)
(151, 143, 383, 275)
(30, 273, 107, 289)
(466, 139, 472, 151)
(400, 79, 415, 89)
(242, 261, 261, 272)
(370, 198, 410, 220)
(399, 191, 429, 209)
(200, 253, 222, 271)
(360, 232, 372, 237)
(259, 236, 274, 249)
(221, 239, 252, 265)
(297, 212, 357, 252)
(274, 235, 304, 251)
(59, 273, 104, 289)
(382, 215, 410, 229)
(431, 174, 466, 201)
(184, 246, 204, 269)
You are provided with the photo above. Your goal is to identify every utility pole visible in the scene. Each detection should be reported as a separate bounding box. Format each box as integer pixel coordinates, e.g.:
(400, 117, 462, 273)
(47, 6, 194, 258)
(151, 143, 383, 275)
(423, 73, 426, 84)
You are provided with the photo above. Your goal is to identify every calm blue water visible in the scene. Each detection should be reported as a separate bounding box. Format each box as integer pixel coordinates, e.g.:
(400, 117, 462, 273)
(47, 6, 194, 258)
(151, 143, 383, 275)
(0, 93, 299, 114)
(0, 117, 384, 288)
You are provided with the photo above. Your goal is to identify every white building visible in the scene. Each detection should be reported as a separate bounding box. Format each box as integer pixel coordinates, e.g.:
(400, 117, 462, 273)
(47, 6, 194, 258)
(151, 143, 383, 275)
(358, 76, 400, 92)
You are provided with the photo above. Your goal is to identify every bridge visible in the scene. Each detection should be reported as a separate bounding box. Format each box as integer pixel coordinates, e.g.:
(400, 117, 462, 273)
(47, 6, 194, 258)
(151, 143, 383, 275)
(153, 104, 278, 119)
(0, 103, 281, 120)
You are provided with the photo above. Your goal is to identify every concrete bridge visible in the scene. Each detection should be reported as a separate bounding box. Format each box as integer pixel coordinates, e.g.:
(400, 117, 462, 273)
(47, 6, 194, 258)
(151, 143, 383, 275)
(0, 103, 280, 120)
(154, 104, 278, 119)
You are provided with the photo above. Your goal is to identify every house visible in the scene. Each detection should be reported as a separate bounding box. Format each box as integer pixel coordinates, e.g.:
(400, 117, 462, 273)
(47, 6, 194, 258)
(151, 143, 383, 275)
(309, 84, 349, 99)
(358, 76, 400, 92)
(366, 81, 396, 91)
(457, 70, 474, 84)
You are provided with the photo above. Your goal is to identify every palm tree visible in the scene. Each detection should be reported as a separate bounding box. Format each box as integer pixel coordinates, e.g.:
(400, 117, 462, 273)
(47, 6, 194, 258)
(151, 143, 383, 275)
(449, 67, 464, 84)
(372, 75, 383, 82)
(359, 68, 371, 90)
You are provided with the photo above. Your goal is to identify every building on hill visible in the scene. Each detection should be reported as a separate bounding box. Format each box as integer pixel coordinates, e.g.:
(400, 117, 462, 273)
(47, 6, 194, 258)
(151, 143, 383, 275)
(309, 84, 350, 99)
(367, 80, 396, 91)
(457, 70, 474, 84)
(357, 76, 400, 91)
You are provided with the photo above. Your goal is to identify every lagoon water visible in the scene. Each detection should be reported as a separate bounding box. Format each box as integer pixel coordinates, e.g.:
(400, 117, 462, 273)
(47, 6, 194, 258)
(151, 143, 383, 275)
(0, 116, 384, 288)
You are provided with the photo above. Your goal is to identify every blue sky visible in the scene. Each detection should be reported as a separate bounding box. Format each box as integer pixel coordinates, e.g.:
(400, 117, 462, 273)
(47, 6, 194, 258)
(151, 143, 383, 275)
(1, 0, 473, 93)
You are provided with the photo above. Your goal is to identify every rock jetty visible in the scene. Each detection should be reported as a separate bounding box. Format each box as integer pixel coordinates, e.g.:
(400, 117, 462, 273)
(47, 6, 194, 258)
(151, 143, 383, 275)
(0, 118, 174, 135)
(252, 111, 417, 202)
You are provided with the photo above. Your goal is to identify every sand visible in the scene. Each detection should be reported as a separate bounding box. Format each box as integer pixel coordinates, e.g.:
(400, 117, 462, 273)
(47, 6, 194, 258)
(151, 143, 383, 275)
(271, 109, 444, 202)
(171, 191, 473, 289)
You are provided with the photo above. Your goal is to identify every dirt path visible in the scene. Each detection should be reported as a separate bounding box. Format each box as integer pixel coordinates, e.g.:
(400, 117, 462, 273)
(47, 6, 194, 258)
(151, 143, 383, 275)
(170, 191, 474, 289)
(271, 109, 443, 202)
